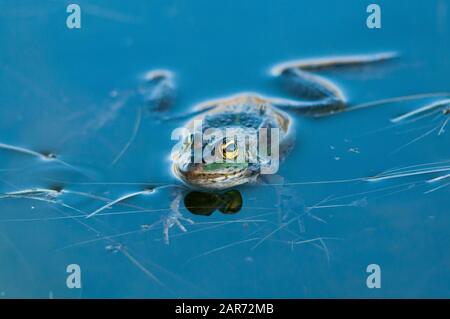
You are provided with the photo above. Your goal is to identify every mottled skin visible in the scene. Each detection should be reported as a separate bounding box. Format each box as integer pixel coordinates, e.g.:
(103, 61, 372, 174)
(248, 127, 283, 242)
(172, 95, 294, 190)
(167, 53, 397, 190)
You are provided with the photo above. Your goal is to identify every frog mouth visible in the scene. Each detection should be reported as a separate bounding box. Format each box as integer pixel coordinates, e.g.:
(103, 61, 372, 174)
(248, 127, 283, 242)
(172, 162, 257, 190)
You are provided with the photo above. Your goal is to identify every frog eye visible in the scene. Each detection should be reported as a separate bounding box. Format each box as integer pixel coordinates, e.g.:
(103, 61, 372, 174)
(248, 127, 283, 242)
(221, 139, 239, 160)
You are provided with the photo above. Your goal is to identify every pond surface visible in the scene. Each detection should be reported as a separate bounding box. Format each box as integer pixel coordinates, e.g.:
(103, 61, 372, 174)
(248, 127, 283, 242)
(0, 0, 449, 298)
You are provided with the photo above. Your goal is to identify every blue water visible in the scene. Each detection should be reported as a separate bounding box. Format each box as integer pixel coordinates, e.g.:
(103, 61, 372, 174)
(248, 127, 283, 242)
(1, 0, 449, 298)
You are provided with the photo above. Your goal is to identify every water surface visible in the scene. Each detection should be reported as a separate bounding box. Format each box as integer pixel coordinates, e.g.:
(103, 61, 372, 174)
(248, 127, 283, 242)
(0, 0, 449, 298)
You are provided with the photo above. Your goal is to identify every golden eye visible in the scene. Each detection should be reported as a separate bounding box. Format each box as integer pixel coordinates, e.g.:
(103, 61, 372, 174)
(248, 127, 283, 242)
(221, 139, 239, 160)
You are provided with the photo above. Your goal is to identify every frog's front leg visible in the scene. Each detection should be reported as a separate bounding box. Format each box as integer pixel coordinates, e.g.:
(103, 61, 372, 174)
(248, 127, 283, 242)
(270, 52, 397, 116)
(162, 189, 194, 245)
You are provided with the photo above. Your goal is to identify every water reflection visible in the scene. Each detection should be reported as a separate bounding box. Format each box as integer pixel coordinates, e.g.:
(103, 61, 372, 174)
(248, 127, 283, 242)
(183, 189, 243, 216)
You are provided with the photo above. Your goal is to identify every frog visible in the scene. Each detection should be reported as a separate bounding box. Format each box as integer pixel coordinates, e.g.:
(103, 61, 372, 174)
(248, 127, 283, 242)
(158, 52, 397, 190)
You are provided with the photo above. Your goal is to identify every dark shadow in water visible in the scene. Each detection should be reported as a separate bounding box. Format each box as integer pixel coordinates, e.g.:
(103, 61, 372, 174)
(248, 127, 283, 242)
(183, 189, 243, 216)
